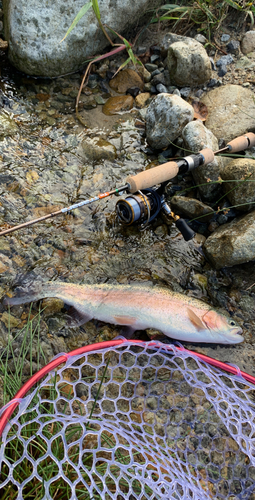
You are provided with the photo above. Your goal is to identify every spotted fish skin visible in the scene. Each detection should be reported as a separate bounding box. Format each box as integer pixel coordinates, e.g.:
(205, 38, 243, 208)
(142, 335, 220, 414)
(4, 282, 243, 344)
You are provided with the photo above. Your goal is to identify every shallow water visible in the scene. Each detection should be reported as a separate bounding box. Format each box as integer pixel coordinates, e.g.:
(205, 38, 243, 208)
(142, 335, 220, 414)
(0, 51, 255, 380)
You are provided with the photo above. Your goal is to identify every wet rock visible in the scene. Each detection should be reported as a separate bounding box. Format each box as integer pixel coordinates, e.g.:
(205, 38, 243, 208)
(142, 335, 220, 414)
(204, 210, 255, 269)
(80, 137, 117, 161)
(3, 0, 162, 76)
(220, 158, 255, 212)
(109, 69, 144, 93)
(182, 120, 223, 201)
(102, 95, 134, 115)
(135, 92, 151, 108)
(146, 93, 194, 149)
(170, 196, 214, 221)
(167, 38, 212, 86)
(241, 30, 255, 55)
(201, 85, 255, 142)
(41, 297, 64, 316)
(0, 311, 21, 328)
(79, 94, 97, 110)
(0, 112, 19, 136)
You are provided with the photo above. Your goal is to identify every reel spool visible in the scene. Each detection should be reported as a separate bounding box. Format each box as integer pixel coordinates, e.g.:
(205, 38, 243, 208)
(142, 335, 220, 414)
(116, 188, 162, 226)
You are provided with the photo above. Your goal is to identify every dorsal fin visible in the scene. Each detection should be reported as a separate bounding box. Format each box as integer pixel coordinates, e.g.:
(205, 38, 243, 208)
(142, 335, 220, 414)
(187, 308, 205, 331)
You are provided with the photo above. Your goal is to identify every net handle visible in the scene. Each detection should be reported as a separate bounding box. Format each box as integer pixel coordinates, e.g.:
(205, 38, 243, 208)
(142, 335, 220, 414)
(1, 338, 255, 437)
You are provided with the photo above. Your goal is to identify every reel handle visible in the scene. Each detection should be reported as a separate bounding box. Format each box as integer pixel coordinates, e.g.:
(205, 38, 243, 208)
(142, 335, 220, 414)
(126, 161, 179, 193)
(126, 148, 214, 193)
(226, 132, 255, 153)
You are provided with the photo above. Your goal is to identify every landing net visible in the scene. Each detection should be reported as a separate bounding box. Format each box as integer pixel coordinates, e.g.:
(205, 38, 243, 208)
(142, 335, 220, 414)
(1, 340, 255, 499)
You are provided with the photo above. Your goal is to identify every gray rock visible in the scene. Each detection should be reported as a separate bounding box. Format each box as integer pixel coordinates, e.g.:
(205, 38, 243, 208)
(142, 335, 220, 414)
(204, 210, 255, 269)
(226, 40, 240, 54)
(160, 33, 191, 56)
(156, 84, 168, 93)
(221, 34, 230, 42)
(241, 30, 255, 55)
(216, 55, 234, 67)
(220, 158, 255, 212)
(144, 63, 159, 73)
(146, 93, 194, 149)
(180, 87, 191, 98)
(170, 196, 214, 221)
(217, 65, 227, 77)
(201, 84, 255, 142)
(80, 137, 117, 162)
(167, 38, 212, 86)
(3, 0, 162, 76)
(182, 120, 223, 201)
(194, 34, 207, 44)
(152, 72, 166, 86)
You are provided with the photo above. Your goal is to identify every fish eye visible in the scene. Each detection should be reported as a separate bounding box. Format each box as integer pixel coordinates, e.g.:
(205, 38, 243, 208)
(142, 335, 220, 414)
(229, 320, 236, 326)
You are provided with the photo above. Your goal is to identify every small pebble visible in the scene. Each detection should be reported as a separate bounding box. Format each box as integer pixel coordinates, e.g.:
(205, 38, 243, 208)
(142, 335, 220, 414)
(207, 78, 219, 87)
(180, 87, 191, 98)
(126, 87, 140, 98)
(208, 221, 219, 232)
(221, 34, 230, 42)
(150, 54, 160, 63)
(217, 214, 228, 224)
(150, 45, 161, 55)
(195, 89, 204, 98)
(210, 57, 217, 71)
(151, 69, 161, 77)
(227, 40, 240, 54)
(194, 34, 207, 44)
(218, 65, 228, 77)
(156, 84, 168, 93)
(216, 55, 234, 67)
(136, 46, 147, 55)
(145, 63, 158, 73)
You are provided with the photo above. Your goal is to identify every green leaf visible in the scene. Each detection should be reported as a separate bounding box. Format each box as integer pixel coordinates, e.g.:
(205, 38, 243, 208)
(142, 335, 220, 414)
(92, 0, 101, 20)
(60, 1, 93, 42)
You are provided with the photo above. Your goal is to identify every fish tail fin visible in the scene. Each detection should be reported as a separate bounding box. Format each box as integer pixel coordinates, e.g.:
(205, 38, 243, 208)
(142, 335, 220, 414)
(3, 281, 60, 307)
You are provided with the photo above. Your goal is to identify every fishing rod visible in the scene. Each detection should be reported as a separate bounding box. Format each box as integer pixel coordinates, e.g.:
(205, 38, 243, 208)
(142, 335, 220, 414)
(0, 132, 255, 240)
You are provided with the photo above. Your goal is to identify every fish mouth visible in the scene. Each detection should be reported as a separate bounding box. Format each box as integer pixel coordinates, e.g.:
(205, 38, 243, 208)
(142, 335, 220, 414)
(226, 327, 244, 344)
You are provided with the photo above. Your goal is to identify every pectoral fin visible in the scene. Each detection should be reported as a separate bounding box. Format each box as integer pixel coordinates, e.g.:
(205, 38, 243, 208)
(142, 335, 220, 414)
(187, 308, 205, 331)
(113, 315, 137, 326)
(66, 307, 93, 327)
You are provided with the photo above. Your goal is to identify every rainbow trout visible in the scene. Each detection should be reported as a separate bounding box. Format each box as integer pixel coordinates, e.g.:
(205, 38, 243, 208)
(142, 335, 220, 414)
(5, 282, 243, 344)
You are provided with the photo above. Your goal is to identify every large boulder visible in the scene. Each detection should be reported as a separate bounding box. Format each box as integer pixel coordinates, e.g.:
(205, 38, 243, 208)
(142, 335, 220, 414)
(3, 0, 161, 77)
(146, 93, 194, 149)
(167, 38, 212, 86)
(220, 158, 255, 212)
(204, 210, 255, 269)
(201, 85, 255, 142)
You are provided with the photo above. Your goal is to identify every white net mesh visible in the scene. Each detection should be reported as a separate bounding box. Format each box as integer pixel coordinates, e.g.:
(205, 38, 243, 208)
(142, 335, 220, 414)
(1, 341, 255, 500)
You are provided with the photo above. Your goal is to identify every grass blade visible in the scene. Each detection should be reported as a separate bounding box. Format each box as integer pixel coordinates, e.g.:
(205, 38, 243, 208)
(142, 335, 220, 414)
(60, 1, 93, 42)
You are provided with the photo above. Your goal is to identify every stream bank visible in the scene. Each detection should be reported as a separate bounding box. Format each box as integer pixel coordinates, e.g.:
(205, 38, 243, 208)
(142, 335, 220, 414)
(0, 14, 255, 407)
